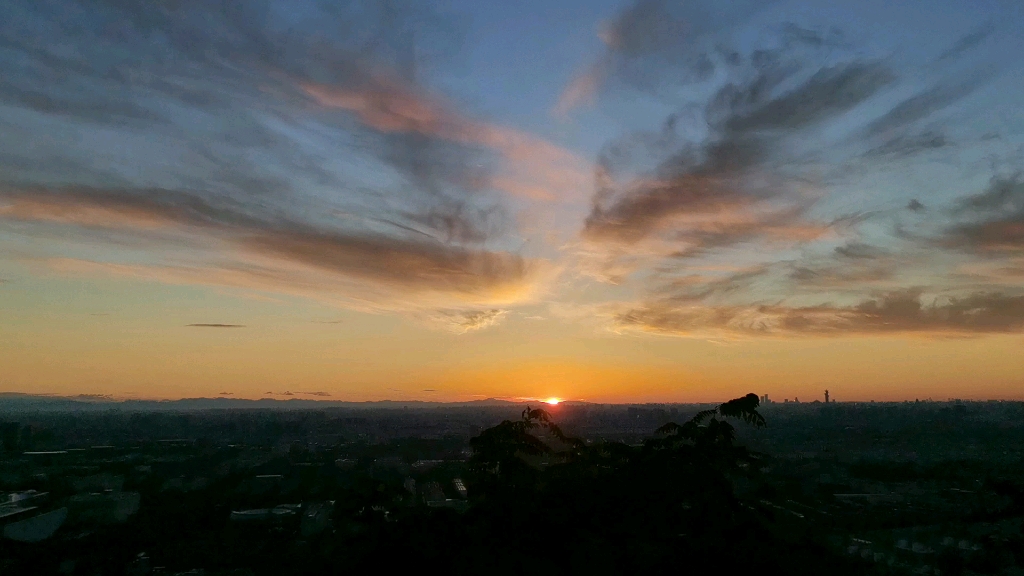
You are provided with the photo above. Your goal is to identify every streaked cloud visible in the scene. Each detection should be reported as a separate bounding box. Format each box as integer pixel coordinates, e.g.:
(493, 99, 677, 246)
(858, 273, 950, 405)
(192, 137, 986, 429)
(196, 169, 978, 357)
(187, 324, 245, 328)
(943, 174, 1024, 254)
(562, 0, 1024, 339)
(0, 0, 564, 331)
(7, 185, 554, 330)
(554, 0, 774, 117)
(2, 0, 1023, 347)
(304, 81, 591, 202)
(616, 289, 1024, 337)
(938, 23, 995, 62)
(427, 308, 509, 333)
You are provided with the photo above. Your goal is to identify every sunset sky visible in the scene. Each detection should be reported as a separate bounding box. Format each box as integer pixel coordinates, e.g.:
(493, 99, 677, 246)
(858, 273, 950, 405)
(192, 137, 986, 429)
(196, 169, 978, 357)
(2, 0, 1024, 403)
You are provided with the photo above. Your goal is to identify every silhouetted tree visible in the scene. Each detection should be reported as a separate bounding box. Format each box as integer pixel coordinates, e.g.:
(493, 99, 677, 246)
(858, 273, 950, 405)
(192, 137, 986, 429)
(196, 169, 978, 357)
(452, 393, 856, 575)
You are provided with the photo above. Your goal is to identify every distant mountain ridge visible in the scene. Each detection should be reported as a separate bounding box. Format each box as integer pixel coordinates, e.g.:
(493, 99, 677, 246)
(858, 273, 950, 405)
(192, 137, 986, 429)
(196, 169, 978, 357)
(0, 393, 555, 412)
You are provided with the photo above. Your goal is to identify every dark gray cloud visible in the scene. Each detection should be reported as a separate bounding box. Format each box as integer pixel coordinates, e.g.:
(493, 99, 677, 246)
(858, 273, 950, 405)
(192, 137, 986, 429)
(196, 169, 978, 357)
(862, 81, 982, 139)
(942, 174, 1024, 253)
(0, 0, 460, 119)
(187, 324, 245, 328)
(864, 132, 949, 159)
(907, 199, 926, 211)
(718, 62, 895, 134)
(938, 23, 995, 61)
(617, 289, 1024, 336)
(583, 48, 894, 247)
(834, 242, 888, 260)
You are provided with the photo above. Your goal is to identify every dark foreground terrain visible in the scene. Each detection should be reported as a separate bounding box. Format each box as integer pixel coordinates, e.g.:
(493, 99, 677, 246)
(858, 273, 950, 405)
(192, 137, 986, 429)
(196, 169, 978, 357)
(2, 396, 1024, 575)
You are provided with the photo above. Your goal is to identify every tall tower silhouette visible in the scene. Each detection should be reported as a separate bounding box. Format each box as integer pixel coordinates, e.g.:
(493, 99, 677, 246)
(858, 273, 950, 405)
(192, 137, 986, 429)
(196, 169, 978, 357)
(825, 389, 830, 404)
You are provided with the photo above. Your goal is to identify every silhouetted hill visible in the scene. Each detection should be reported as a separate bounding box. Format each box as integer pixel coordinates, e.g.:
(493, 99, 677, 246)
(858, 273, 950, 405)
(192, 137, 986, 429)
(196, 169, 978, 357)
(0, 393, 534, 413)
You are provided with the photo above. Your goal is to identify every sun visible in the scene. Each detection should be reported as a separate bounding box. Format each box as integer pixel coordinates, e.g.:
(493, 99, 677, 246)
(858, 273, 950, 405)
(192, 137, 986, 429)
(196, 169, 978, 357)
(545, 397, 561, 405)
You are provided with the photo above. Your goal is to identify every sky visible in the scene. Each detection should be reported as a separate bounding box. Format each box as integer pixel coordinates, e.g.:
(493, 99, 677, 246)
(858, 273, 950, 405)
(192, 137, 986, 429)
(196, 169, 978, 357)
(2, 0, 1024, 403)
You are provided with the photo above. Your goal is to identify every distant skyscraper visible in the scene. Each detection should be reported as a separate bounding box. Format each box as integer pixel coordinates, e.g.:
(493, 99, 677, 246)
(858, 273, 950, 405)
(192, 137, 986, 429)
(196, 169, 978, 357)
(825, 390, 830, 404)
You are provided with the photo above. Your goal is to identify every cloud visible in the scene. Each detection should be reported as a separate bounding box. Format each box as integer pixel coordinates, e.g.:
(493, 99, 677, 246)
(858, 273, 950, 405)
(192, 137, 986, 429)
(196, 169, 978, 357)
(568, 0, 1014, 332)
(3, 184, 551, 322)
(953, 258, 1024, 284)
(616, 289, 1024, 337)
(186, 324, 245, 328)
(938, 23, 995, 62)
(788, 262, 896, 289)
(554, 0, 775, 116)
(427, 308, 509, 333)
(715, 62, 895, 134)
(861, 81, 982, 139)
(0, 0, 562, 332)
(76, 394, 113, 401)
(579, 53, 894, 266)
(553, 61, 607, 118)
(942, 174, 1024, 254)
(864, 132, 948, 159)
(834, 242, 888, 260)
(304, 81, 591, 201)
(0, 186, 253, 231)
(241, 229, 536, 297)
(0, 0, 460, 122)
(569, 0, 1001, 254)
(299, 391, 332, 397)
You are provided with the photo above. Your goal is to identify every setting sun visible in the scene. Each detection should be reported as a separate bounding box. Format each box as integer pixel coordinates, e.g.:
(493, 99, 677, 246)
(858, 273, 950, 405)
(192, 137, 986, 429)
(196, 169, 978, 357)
(545, 398, 561, 405)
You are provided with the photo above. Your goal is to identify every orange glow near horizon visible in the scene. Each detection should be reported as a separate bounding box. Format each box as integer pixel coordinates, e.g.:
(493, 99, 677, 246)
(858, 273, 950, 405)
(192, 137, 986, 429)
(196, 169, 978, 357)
(545, 397, 561, 405)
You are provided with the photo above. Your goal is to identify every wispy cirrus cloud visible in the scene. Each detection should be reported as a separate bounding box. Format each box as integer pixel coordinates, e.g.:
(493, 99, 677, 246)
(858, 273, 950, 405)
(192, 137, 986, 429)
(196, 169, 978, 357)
(13, 186, 552, 318)
(554, 0, 775, 118)
(3, 0, 1023, 344)
(303, 80, 591, 202)
(427, 308, 509, 333)
(0, 0, 568, 330)
(577, 48, 897, 279)
(559, 0, 1024, 338)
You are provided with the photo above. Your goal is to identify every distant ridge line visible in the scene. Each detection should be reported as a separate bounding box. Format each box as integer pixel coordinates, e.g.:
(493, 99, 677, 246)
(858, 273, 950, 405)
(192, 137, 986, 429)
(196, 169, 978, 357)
(0, 393, 553, 412)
